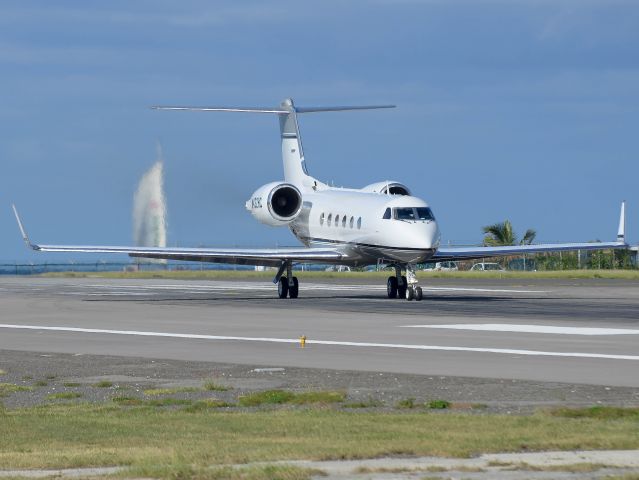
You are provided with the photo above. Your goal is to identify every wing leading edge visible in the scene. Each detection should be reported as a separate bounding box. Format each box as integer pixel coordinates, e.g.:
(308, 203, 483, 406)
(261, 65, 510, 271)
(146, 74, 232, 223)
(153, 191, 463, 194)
(11, 205, 345, 268)
(433, 201, 628, 262)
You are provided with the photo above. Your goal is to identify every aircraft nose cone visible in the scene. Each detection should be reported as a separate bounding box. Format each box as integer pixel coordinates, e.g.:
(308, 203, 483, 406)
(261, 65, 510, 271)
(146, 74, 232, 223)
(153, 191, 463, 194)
(413, 221, 439, 250)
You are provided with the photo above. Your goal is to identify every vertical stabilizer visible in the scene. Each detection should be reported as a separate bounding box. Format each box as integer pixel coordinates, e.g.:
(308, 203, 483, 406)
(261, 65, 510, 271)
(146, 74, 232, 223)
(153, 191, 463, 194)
(278, 98, 309, 187)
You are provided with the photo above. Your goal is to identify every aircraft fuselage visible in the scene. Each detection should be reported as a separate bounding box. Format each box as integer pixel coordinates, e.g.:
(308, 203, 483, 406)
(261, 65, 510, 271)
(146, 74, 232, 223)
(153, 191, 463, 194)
(289, 188, 441, 266)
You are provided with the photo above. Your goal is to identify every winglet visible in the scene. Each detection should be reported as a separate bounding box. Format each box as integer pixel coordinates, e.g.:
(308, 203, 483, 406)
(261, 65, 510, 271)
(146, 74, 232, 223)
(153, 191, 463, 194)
(617, 200, 626, 243)
(11, 204, 39, 250)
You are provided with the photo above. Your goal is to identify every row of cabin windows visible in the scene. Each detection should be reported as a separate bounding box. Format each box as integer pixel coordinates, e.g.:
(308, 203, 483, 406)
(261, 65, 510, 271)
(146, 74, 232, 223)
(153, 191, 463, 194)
(319, 213, 362, 229)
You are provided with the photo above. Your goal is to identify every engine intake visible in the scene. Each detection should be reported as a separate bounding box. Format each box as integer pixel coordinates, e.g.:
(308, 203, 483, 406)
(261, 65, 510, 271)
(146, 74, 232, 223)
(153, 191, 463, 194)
(269, 185, 302, 220)
(246, 182, 303, 226)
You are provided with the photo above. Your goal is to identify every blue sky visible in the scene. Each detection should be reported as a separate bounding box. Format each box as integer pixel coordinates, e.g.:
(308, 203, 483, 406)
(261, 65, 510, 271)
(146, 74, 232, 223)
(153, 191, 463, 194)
(2, 0, 638, 261)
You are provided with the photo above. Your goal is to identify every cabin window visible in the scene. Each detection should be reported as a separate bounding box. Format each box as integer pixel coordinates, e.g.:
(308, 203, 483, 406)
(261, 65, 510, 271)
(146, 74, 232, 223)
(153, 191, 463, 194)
(327, 213, 332, 226)
(382, 208, 391, 219)
(349, 216, 354, 228)
(342, 216, 347, 227)
(335, 215, 340, 227)
(357, 217, 362, 229)
(319, 213, 325, 226)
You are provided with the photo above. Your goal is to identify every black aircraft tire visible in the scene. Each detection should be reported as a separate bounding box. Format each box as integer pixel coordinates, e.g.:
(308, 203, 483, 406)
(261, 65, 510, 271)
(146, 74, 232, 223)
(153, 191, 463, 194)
(278, 277, 289, 299)
(387, 276, 398, 298)
(406, 286, 415, 301)
(415, 286, 423, 301)
(289, 277, 299, 299)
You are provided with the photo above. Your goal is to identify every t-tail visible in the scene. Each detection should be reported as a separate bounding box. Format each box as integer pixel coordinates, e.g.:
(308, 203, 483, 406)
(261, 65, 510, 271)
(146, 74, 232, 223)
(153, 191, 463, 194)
(151, 98, 395, 189)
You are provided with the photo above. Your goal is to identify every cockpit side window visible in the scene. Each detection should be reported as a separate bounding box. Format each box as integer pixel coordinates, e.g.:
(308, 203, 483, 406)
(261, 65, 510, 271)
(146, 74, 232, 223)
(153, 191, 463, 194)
(382, 208, 391, 219)
(415, 207, 435, 221)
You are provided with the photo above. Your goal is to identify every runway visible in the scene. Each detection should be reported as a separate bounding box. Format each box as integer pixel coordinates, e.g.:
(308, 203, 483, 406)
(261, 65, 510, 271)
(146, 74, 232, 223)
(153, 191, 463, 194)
(1, 276, 638, 387)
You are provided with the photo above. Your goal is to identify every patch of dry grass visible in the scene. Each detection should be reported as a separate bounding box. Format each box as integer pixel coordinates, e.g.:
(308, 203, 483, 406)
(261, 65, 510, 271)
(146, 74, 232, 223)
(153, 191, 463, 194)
(1, 404, 638, 469)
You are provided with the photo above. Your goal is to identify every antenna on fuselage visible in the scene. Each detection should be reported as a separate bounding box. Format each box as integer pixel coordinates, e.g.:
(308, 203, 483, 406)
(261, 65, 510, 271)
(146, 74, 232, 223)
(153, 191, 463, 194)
(151, 99, 395, 187)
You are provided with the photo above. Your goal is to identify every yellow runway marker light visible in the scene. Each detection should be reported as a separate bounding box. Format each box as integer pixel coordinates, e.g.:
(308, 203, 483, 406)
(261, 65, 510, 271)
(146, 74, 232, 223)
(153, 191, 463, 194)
(300, 335, 306, 348)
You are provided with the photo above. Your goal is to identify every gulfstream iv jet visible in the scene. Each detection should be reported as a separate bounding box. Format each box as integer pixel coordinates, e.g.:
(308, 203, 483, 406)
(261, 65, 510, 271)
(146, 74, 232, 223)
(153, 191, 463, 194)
(13, 98, 630, 300)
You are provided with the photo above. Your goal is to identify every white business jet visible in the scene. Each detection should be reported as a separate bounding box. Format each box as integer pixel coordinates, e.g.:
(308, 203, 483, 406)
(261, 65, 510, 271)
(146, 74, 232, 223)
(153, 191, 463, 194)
(12, 98, 629, 301)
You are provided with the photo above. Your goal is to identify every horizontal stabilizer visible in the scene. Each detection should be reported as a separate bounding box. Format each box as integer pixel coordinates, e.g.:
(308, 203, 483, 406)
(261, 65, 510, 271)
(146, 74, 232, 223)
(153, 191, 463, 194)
(151, 102, 395, 115)
(151, 106, 287, 113)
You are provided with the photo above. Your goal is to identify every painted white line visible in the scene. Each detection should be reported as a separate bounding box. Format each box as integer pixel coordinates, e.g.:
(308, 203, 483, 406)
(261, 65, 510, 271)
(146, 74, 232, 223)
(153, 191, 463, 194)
(422, 287, 547, 293)
(400, 324, 639, 336)
(0, 323, 637, 361)
(80, 283, 545, 294)
(61, 292, 152, 296)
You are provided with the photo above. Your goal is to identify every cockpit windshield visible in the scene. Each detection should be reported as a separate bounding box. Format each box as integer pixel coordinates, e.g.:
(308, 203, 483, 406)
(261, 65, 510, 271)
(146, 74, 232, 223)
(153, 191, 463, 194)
(395, 208, 416, 221)
(415, 207, 435, 221)
(390, 207, 435, 221)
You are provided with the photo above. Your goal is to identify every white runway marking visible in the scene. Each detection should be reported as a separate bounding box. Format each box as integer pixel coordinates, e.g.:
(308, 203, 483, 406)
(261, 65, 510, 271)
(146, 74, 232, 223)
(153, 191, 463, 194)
(1, 323, 637, 361)
(78, 283, 545, 294)
(400, 324, 639, 336)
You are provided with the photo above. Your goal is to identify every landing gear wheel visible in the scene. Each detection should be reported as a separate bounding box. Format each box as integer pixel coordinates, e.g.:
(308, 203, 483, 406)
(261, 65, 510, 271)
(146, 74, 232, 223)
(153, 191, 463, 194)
(415, 286, 423, 301)
(289, 277, 299, 299)
(398, 276, 407, 299)
(387, 276, 398, 299)
(278, 277, 289, 299)
(406, 286, 415, 301)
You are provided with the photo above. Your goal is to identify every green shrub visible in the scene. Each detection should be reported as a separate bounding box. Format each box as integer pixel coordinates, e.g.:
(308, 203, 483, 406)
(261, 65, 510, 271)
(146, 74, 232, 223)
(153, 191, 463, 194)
(426, 400, 451, 409)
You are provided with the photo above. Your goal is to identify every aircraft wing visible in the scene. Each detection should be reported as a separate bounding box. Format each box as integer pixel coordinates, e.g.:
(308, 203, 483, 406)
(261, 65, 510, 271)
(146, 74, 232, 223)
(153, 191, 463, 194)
(11, 205, 345, 268)
(433, 201, 629, 262)
(432, 240, 627, 263)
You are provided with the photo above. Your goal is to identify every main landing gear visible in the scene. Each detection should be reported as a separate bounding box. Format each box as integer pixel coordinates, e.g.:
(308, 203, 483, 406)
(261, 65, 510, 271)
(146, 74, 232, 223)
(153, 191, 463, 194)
(387, 264, 423, 301)
(275, 261, 299, 299)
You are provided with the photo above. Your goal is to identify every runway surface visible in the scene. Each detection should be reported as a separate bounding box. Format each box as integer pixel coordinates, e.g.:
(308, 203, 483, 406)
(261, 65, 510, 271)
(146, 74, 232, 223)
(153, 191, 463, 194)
(1, 276, 638, 387)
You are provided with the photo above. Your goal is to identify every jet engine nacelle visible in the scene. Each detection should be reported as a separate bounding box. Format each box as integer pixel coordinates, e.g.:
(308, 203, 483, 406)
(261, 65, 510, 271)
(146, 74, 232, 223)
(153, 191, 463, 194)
(245, 182, 303, 226)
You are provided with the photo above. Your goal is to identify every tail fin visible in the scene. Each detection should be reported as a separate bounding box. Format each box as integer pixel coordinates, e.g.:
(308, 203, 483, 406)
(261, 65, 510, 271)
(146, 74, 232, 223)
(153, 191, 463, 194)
(152, 98, 395, 187)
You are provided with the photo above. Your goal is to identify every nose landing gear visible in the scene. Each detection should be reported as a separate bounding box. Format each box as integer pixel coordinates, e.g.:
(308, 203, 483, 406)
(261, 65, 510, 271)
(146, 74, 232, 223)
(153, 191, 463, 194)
(386, 264, 423, 301)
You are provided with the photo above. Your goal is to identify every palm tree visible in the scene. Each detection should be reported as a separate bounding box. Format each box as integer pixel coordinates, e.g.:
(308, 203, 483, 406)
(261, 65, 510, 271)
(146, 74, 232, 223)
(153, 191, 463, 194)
(520, 228, 536, 245)
(482, 220, 536, 246)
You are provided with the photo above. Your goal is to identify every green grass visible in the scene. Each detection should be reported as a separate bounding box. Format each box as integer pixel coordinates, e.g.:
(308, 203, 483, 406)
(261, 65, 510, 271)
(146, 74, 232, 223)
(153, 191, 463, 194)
(122, 463, 322, 480)
(45, 375, 56, 380)
(0, 383, 33, 397)
(112, 396, 144, 406)
(238, 390, 295, 407)
(427, 400, 451, 410)
(46, 392, 82, 400)
(1, 403, 638, 469)
(63, 382, 81, 388)
(183, 399, 234, 413)
(113, 396, 217, 409)
(238, 390, 345, 407)
(290, 391, 346, 404)
(395, 398, 416, 409)
(94, 381, 113, 388)
(0, 370, 6, 376)
(145, 398, 192, 407)
(550, 406, 639, 419)
(143, 387, 200, 396)
(40, 269, 639, 280)
(203, 380, 230, 391)
(34, 380, 48, 387)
